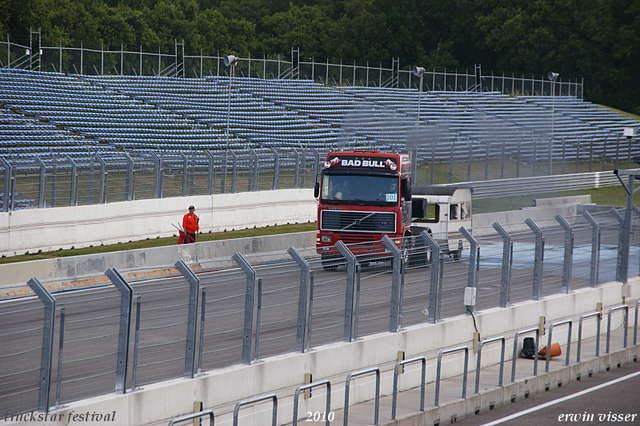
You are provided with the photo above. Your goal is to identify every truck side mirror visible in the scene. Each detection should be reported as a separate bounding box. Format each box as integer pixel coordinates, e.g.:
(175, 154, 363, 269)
(401, 179, 411, 201)
(314, 181, 320, 198)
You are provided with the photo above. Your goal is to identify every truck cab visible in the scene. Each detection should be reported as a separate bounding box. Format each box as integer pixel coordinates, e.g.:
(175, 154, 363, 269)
(315, 151, 412, 269)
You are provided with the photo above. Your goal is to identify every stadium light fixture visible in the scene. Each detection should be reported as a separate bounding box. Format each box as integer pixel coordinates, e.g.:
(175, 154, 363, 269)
(224, 55, 239, 151)
(413, 66, 426, 125)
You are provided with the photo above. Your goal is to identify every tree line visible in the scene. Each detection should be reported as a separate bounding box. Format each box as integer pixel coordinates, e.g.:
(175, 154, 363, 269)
(1, 0, 639, 115)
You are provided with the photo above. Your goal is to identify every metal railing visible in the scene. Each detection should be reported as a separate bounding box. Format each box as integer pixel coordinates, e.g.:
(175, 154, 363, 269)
(391, 356, 426, 420)
(292, 381, 331, 426)
(577, 312, 601, 362)
(544, 320, 573, 372)
(474, 336, 506, 394)
(233, 394, 277, 426)
(0, 33, 583, 97)
(606, 305, 629, 353)
(343, 368, 381, 426)
(435, 346, 469, 406)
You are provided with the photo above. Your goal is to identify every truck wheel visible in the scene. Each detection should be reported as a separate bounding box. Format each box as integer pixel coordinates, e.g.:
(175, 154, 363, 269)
(321, 254, 340, 271)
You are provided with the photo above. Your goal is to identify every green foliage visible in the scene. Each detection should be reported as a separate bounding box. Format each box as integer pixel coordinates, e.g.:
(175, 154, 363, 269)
(3, 0, 639, 113)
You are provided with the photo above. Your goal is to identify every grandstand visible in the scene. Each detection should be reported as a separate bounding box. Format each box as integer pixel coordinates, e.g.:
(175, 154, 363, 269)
(1, 67, 639, 209)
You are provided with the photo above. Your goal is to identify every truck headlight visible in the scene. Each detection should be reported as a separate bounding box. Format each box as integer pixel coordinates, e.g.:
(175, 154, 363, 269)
(321, 235, 332, 243)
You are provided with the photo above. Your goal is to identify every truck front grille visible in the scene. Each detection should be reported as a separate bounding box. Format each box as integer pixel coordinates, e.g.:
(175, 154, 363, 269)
(321, 211, 396, 233)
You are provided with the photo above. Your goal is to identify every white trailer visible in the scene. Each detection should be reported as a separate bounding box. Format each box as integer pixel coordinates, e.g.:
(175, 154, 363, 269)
(410, 185, 472, 259)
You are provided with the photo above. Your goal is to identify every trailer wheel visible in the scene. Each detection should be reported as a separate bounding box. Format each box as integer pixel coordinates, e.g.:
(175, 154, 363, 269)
(453, 249, 461, 261)
(453, 240, 464, 261)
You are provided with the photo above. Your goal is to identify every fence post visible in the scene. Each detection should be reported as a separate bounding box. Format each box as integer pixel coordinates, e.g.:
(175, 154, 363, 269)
(27, 278, 56, 412)
(232, 253, 256, 364)
(312, 148, 320, 185)
(492, 222, 512, 307)
(0, 157, 12, 212)
(95, 154, 107, 203)
(35, 156, 46, 207)
(287, 247, 310, 353)
(151, 152, 163, 199)
(221, 150, 227, 193)
(382, 236, 402, 332)
(105, 268, 133, 394)
(460, 227, 478, 313)
(251, 149, 259, 191)
(582, 211, 601, 287)
(555, 215, 574, 294)
(54, 307, 65, 409)
(614, 173, 636, 283)
(525, 218, 544, 300)
(131, 295, 141, 390)
(175, 260, 200, 378)
(293, 149, 301, 189)
(269, 147, 280, 190)
(420, 231, 441, 323)
(205, 150, 215, 195)
(124, 152, 133, 201)
(230, 150, 238, 193)
(635, 206, 640, 276)
(180, 152, 188, 197)
(65, 155, 77, 206)
(336, 241, 357, 342)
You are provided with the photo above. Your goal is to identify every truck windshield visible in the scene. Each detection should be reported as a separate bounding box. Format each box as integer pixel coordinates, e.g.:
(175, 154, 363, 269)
(321, 174, 399, 205)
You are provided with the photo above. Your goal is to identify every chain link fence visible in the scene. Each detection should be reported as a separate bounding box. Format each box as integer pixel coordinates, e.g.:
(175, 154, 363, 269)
(2, 207, 639, 415)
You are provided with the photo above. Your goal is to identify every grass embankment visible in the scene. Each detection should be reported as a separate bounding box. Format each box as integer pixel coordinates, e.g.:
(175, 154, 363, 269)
(0, 223, 317, 264)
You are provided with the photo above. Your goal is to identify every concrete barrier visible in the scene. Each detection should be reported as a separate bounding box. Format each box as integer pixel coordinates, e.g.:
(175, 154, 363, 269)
(0, 188, 316, 257)
(0, 231, 317, 288)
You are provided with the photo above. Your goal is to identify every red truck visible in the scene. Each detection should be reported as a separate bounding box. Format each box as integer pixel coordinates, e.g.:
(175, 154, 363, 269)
(314, 150, 413, 269)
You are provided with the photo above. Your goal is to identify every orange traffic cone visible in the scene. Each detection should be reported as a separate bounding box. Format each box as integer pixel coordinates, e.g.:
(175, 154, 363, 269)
(538, 343, 562, 360)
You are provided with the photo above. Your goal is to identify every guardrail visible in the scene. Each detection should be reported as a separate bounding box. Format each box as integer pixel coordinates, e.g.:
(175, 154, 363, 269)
(391, 356, 426, 420)
(168, 409, 215, 426)
(233, 394, 277, 426)
(292, 380, 331, 426)
(344, 368, 380, 426)
(475, 336, 506, 394)
(606, 305, 629, 353)
(577, 312, 601, 362)
(544, 320, 573, 372)
(435, 346, 469, 406)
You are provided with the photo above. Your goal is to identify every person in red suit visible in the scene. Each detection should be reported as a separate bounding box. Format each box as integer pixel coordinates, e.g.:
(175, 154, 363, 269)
(182, 205, 199, 243)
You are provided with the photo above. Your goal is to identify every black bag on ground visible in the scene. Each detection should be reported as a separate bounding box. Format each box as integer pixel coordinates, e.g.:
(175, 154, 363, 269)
(521, 337, 536, 359)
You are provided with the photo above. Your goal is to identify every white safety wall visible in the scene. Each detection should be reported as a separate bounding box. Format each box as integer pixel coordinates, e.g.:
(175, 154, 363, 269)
(0, 189, 316, 257)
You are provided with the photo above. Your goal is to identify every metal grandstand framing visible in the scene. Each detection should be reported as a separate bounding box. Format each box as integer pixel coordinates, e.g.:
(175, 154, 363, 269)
(0, 32, 583, 96)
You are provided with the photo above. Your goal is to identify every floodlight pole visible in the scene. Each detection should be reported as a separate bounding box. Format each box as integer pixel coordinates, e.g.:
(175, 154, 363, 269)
(224, 54, 239, 152)
(413, 66, 425, 180)
(548, 72, 559, 175)
(226, 64, 235, 152)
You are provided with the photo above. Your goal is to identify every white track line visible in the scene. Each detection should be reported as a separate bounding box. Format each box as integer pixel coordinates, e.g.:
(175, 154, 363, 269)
(480, 370, 640, 426)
